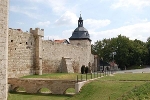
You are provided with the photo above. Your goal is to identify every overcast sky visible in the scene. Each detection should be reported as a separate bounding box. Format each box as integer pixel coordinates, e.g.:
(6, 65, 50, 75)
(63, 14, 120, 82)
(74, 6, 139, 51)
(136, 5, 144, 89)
(9, 0, 150, 43)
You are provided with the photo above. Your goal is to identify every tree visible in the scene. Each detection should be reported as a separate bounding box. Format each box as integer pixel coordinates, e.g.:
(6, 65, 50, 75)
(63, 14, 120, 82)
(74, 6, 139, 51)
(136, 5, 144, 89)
(91, 34, 148, 70)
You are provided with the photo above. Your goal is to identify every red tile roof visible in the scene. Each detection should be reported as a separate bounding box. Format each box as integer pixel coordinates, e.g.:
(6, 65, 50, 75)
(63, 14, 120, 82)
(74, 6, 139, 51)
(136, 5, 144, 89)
(54, 39, 65, 43)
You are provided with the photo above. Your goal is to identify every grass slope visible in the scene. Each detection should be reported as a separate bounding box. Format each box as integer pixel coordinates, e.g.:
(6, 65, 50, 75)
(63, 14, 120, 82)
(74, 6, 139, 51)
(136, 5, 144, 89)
(69, 80, 146, 100)
(8, 73, 150, 100)
(122, 82, 150, 100)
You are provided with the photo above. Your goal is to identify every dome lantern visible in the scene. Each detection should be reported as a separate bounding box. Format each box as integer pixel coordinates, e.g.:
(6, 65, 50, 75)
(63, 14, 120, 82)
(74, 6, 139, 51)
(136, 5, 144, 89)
(69, 15, 91, 41)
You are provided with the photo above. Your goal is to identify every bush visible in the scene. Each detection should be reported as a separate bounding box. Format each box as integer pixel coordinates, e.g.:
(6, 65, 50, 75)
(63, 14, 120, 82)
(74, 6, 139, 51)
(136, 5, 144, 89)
(81, 65, 85, 74)
(85, 66, 89, 74)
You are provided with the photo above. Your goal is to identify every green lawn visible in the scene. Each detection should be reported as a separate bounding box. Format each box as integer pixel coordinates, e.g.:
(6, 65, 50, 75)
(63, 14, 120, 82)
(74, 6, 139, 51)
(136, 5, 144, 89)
(8, 73, 150, 100)
(22, 73, 103, 81)
(8, 93, 73, 100)
(69, 81, 146, 100)
(121, 82, 150, 100)
(100, 73, 150, 81)
(22, 73, 79, 80)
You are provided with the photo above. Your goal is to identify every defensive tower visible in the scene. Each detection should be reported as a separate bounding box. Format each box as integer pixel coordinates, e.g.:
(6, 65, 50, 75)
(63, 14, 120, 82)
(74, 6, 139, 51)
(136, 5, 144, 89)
(69, 14, 91, 66)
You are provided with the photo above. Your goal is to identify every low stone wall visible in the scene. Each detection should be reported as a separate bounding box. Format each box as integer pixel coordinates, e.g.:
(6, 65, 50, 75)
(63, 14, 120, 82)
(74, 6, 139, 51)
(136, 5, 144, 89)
(75, 78, 98, 93)
(8, 73, 110, 95)
(8, 78, 76, 94)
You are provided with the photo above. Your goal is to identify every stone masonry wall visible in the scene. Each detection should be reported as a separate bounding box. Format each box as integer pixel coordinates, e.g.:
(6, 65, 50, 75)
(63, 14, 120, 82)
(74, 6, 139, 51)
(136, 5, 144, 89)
(70, 40, 92, 65)
(8, 78, 76, 94)
(7, 28, 95, 77)
(0, 0, 8, 99)
(42, 40, 92, 73)
(8, 29, 36, 78)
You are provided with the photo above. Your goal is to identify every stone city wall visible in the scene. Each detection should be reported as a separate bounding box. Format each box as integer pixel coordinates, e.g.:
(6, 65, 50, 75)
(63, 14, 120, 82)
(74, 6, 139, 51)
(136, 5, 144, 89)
(8, 28, 94, 77)
(42, 40, 93, 73)
(8, 29, 36, 78)
(0, 0, 8, 99)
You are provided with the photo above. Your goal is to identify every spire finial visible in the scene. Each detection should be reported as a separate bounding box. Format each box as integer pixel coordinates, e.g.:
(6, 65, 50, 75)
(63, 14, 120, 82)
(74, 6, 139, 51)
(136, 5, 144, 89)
(78, 11, 83, 27)
(80, 11, 81, 17)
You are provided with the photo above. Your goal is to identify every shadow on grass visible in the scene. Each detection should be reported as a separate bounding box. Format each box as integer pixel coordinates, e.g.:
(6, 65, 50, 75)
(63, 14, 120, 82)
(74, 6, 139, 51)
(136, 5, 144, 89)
(9, 91, 74, 97)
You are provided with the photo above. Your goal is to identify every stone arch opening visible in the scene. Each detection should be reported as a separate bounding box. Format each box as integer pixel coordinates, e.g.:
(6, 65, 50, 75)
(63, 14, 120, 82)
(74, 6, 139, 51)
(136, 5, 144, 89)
(14, 87, 26, 92)
(38, 87, 52, 94)
(64, 88, 75, 95)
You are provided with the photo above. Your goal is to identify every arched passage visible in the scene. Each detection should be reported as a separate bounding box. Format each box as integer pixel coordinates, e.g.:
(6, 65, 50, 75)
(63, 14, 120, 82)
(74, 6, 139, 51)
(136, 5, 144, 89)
(13, 86, 26, 92)
(37, 87, 52, 94)
(64, 88, 75, 95)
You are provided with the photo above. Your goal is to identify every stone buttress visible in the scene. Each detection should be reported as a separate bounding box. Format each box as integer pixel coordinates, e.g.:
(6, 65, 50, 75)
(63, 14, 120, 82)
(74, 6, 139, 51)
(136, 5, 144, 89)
(30, 28, 44, 75)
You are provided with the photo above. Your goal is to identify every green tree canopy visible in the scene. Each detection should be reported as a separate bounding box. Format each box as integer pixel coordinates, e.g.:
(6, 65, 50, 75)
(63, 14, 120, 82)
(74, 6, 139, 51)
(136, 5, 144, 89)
(92, 35, 148, 69)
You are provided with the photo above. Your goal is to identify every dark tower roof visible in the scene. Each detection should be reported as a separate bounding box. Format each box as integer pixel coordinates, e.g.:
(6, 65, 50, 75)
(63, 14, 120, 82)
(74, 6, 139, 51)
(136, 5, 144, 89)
(69, 14, 91, 41)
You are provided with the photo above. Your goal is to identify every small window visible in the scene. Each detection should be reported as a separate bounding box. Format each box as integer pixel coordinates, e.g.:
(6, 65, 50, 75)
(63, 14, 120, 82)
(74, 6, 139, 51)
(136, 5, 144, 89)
(31, 42, 32, 45)
(77, 43, 80, 46)
(20, 43, 22, 44)
(15, 48, 16, 50)
(11, 40, 13, 42)
(26, 42, 28, 45)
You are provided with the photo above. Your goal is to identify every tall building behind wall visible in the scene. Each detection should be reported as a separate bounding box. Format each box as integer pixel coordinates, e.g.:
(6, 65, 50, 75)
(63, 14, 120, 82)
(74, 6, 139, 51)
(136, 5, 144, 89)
(0, 0, 9, 99)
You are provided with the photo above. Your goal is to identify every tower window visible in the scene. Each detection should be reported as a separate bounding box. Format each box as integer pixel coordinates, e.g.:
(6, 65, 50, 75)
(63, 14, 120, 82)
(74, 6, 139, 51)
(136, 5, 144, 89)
(11, 40, 13, 42)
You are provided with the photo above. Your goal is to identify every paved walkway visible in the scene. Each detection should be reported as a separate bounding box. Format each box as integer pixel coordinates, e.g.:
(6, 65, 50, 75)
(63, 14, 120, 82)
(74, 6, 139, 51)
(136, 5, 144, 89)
(116, 67, 150, 73)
